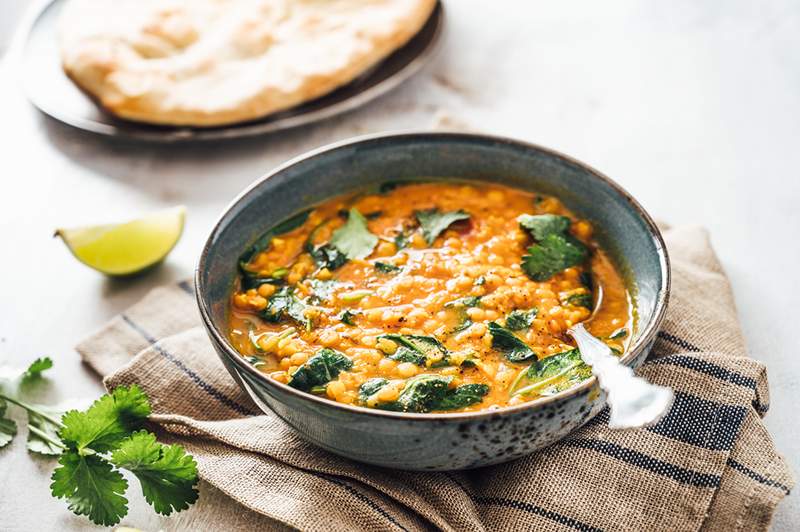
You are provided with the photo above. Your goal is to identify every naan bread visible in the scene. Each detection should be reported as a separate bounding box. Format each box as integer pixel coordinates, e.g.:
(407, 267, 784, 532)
(58, 0, 436, 126)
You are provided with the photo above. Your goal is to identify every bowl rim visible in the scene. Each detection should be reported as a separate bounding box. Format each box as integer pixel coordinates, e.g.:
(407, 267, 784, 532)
(195, 130, 671, 421)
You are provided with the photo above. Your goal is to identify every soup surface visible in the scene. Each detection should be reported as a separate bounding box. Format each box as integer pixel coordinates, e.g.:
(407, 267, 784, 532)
(229, 182, 632, 413)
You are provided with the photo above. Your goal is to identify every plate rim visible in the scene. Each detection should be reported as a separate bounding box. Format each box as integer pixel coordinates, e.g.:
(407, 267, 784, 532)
(13, 0, 444, 143)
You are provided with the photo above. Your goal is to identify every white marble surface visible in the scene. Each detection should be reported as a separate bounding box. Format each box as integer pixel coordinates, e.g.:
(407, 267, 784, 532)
(1, 0, 798, 530)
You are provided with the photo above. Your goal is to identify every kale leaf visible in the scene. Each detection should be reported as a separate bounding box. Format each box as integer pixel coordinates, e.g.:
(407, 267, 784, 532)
(517, 214, 571, 240)
(505, 309, 538, 331)
(415, 209, 471, 245)
(329, 208, 378, 260)
(287, 348, 353, 392)
(358, 378, 390, 403)
(378, 334, 448, 367)
(488, 322, 537, 362)
(521, 233, 589, 281)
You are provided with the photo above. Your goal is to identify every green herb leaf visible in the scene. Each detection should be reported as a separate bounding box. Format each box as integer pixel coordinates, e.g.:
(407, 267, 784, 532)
(445, 296, 481, 333)
(415, 209, 471, 245)
(21, 357, 53, 382)
(378, 334, 448, 367)
(521, 233, 589, 281)
(240, 276, 285, 291)
(27, 407, 64, 456)
(309, 244, 348, 271)
(358, 378, 389, 404)
(287, 348, 353, 392)
(260, 287, 309, 328)
(329, 208, 378, 260)
(433, 383, 490, 410)
(445, 296, 481, 308)
(239, 209, 311, 266)
(50, 452, 129, 526)
(393, 231, 411, 250)
(379, 375, 453, 413)
(512, 349, 588, 397)
(339, 309, 359, 325)
(59, 385, 151, 453)
(609, 328, 628, 340)
(505, 309, 538, 331)
(374, 262, 402, 274)
(0, 399, 17, 449)
(488, 322, 537, 362)
(110, 431, 199, 516)
(561, 292, 593, 309)
(474, 276, 486, 286)
(517, 214, 571, 240)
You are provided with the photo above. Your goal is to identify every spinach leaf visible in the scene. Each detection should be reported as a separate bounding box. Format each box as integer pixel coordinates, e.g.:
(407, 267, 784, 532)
(609, 328, 628, 340)
(373, 375, 489, 412)
(445, 296, 481, 333)
(517, 214, 571, 240)
(358, 378, 389, 403)
(287, 348, 353, 392)
(539, 364, 593, 396)
(434, 384, 490, 410)
(378, 334, 448, 367)
(239, 210, 311, 266)
(521, 233, 589, 281)
(415, 209, 471, 245)
(375, 262, 402, 274)
(240, 275, 285, 291)
(260, 287, 309, 328)
(380, 375, 452, 413)
(505, 309, 537, 331)
(329, 208, 378, 260)
(339, 309, 359, 325)
(309, 244, 348, 271)
(527, 349, 582, 380)
(488, 322, 536, 362)
(561, 292, 593, 309)
(393, 231, 411, 250)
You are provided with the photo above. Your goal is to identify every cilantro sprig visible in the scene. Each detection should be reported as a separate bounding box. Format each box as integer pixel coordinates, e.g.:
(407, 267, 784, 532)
(0, 359, 199, 526)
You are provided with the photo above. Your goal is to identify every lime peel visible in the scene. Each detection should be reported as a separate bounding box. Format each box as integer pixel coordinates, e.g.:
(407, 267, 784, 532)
(55, 206, 186, 276)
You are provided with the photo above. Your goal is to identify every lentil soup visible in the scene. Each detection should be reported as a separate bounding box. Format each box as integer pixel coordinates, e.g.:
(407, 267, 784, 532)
(228, 182, 632, 413)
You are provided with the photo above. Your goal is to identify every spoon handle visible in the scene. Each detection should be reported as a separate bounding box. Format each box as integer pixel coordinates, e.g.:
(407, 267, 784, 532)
(568, 323, 673, 429)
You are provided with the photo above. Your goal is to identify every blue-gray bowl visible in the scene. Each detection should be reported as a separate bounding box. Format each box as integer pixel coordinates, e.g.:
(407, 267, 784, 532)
(195, 132, 670, 471)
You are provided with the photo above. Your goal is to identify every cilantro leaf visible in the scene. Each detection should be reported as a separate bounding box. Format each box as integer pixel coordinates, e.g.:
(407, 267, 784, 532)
(488, 322, 537, 362)
(517, 214, 571, 240)
(0, 399, 17, 449)
(505, 309, 538, 331)
(521, 233, 589, 281)
(59, 385, 151, 453)
(110, 431, 199, 515)
(21, 357, 53, 382)
(287, 348, 353, 391)
(329, 208, 378, 260)
(415, 209, 470, 245)
(50, 452, 129, 526)
(27, 407, 64, 456)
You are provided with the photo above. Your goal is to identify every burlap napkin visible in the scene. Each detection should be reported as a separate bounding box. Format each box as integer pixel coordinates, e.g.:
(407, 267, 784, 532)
(77, 226, 793, 531)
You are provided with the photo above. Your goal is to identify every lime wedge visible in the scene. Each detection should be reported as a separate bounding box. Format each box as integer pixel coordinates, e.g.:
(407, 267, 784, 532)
(55, 206, 186, 276)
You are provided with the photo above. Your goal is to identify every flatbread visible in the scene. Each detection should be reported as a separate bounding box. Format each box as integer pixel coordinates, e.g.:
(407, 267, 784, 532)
(58, 0, 436, 127)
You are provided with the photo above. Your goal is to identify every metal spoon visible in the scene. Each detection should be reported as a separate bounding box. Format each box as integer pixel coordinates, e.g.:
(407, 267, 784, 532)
(567, 287, 673, 429)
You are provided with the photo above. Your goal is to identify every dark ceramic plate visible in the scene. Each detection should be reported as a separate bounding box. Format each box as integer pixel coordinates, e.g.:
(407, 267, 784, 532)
(196, 132, 671, 470)
(17, 0, 443, 142)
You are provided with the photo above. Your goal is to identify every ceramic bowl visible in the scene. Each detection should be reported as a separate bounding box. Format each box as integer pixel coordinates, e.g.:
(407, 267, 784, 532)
(195, 132, 670, 470)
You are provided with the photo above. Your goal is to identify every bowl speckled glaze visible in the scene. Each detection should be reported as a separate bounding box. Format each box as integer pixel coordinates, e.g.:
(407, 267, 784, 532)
(196, 132, 670, 471)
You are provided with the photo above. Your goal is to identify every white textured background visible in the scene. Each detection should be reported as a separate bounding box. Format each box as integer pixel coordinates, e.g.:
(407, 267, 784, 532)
(1, 1, 798, 530)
